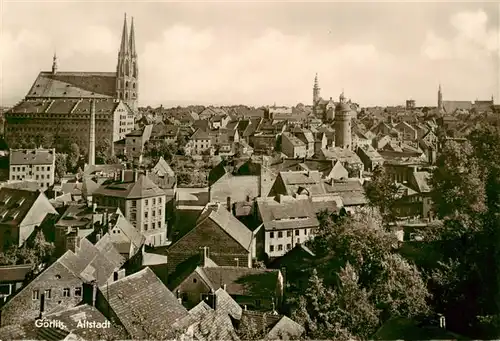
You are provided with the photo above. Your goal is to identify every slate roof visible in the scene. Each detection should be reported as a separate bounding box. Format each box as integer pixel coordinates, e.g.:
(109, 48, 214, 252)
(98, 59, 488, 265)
(26, 71, 116, 99)
(9, 148, 55, 165)
(442, 100, 473, 114)
(196, 204, 253, 251)
(198, 266, 281, 298)
(93, 174, 166, 200)
(103, 267, 188, 339)
(282, 132, 305, 147)
(0, 188, 50, 226)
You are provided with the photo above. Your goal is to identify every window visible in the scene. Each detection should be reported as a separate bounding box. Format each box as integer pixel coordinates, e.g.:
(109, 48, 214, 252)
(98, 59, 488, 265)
(152, 198, 156, 205)
(158, 209, 162, 216)
(152, 210, 156, 217)
(46, 183, 50, 187)
(295, 230, 300, 236)
(36, 175, 39, 180)
(131, 212, 136, 221)
(47, 166, 51, 171)
(62, 288, 70, 297)
(41, 167, 45, 171)
(270, 245, 274, 252)
(159, 197, 162, 204)
(145, 212, 148, 218)
(278, 244, 283, 251)
(131, 200, 137, 208)
(304, 229, 308, 235)
(32, 290, 39, 300)
(144, 223, 148, 231)
(287, 243, 292, 250)
(193, 278, 197, 283)
(278, 232, 283, 238)
(145, 199, 148, 206)
(74, 287, 82, 297)
(41, 175, 44, 179)
(297, 238, 301, 244)
(44, 289, 51, 299)
(287, 231, 292, 237)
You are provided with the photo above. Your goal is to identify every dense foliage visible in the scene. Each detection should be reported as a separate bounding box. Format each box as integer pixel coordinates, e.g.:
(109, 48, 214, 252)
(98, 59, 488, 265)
(289, 210, 430, 339)
(425, 125, 500, 338)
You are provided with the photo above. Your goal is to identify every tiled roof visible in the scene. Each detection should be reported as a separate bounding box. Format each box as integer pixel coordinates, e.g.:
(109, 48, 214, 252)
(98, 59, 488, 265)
(0, 324, 26, 340)
(26, 71, 116, 99)
(324, 179, 367, 206)
(109, 212, 146, 249)
(278, 171, 327, 197)
(442, 100, 473, 114)
(200, 266, 281, 298)
(0, 264, 32, 282)
(319, 148, 363, 165)
(103, 267, 188, 339)
(282, 132, 305, 147)
(152, 157, 176, 177)
(266, 315, 305, 340)
(43, 304, 125, 340)
(196, 204, 253, 251)
(215, 288, 243, 320)
(412, 171, 432, 193)
(0, 188, 49, 226)
(257, 197, 319, 231)
(9, 148, 55, 165)
(189, 309, 240, 341)
(94, 174, 165, 200)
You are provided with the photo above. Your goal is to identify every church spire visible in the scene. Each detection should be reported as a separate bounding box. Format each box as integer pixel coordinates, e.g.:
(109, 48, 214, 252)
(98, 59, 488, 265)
(129, 16, 137, 57)
(52, 52, 58, 74)
(120, 13, 129, 54)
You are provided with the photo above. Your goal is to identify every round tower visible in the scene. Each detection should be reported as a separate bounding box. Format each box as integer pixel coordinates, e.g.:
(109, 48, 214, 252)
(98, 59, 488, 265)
(334, 91, 352, 150)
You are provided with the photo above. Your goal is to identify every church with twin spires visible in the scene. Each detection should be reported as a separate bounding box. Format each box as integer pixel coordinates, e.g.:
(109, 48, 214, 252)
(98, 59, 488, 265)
(4, 14, 138, 153)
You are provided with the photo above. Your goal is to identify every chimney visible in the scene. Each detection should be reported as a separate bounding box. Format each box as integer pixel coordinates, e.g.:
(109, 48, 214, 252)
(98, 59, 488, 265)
(96, 232, 101, 242)
(120, 170, 125, 182)
(244, 305, 247, 311)
(88, 100, 96, 166)
(134, 170, 139, 182)
(38, 293, 46, 319)
(92, 202, 97, 213)
(226, 196, 231, 212)
(223, 284, 227, 291)
(200, 246, 209, 267)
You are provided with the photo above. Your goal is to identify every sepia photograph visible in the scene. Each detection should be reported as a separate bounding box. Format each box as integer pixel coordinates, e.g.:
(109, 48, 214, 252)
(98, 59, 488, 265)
(0, 1, 499, 340)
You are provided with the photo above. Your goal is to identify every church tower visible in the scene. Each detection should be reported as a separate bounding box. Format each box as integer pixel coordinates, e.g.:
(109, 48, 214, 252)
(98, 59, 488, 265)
(116, 14, 138, 112)
(334, 91, 352, 150)
(312, 73, 321, 115)
(52, 52, 58, 75)
(438, 84, 443, 111)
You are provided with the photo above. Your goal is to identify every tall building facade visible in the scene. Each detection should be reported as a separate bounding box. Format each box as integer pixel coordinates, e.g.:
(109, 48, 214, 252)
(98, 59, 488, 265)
(334, 92, 352, 150)
(4, 14, 137, 153)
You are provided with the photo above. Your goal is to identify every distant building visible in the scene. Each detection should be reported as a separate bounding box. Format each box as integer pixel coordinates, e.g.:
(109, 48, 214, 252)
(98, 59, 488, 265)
(125, 124, 153, 164)
(4, 15, 138, 151)
(9, 148, 55, 191)
(334, 92, 353, 150)
(406, 99, 416, 110)
(281, 132, 307, 159)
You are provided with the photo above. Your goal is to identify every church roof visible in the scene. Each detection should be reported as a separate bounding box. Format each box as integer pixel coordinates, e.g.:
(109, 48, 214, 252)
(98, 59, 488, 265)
(26, 71, 117, 99)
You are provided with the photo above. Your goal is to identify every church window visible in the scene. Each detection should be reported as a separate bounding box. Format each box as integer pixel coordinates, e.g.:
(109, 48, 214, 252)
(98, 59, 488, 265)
(126, 81, 129, 88)
(132, 83, 136, 89)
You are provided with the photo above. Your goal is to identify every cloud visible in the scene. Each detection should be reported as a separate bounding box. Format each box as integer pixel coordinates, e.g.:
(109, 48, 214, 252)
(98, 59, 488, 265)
(140, 25, 385, 106)
(59, 25, 118, 59)
(422, 9, 499, 60)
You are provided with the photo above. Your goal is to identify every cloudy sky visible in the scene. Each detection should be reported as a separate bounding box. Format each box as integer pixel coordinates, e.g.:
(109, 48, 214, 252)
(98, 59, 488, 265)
(1, 1, 499, 108)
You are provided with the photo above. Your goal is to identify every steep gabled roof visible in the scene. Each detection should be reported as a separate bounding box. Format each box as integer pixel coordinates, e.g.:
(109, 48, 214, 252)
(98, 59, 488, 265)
(196, 204, 253, 251)
(103, 267, 188, 339)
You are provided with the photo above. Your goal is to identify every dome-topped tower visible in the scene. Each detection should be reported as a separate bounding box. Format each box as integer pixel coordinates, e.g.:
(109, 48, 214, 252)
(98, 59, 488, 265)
(334, 91, 352, 150)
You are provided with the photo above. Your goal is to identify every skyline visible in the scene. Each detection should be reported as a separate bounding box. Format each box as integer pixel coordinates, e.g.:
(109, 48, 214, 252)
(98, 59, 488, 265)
(1, 1, 499, 108)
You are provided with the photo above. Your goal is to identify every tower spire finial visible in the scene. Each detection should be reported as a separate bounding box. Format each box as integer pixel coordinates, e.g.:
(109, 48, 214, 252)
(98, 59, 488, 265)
(129, 16, 137, 56)
(120, 13, 129, 54)
(52, 51, 58, 74)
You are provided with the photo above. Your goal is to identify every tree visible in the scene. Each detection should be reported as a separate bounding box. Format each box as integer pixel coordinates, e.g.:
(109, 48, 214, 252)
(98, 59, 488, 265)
(365, 165, 399, 225)
(237, 315, 261, 340)
(54, 153, 67, 182)
(290, 211, 430, 339)
(0, 229, 55, 267)
(424, 125, 500, 338)
(66, 143, 80, 171)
